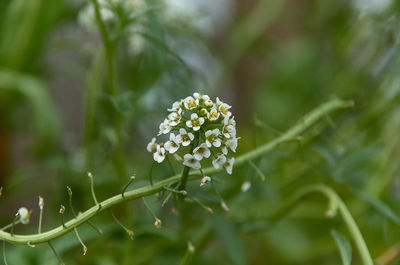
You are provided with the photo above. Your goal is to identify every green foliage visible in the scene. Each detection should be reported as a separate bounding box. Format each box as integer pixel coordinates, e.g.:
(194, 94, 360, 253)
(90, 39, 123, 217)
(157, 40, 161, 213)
(1, 0, 400, 264)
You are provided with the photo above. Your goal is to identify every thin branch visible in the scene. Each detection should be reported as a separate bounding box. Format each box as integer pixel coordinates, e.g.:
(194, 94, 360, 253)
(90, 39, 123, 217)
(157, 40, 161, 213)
(0, 98, 351, 245)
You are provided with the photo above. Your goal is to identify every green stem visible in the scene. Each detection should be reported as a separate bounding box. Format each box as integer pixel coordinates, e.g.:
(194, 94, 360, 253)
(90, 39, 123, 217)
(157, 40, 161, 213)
(91, 0, 127, 183)
(276, 184, 373, 265)
(0, 98, 350, 245)
(179, 138, 197, 190)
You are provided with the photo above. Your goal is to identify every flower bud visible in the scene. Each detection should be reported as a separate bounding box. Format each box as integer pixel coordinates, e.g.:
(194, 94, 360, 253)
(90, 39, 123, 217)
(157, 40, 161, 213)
(18, 207, 31, 224)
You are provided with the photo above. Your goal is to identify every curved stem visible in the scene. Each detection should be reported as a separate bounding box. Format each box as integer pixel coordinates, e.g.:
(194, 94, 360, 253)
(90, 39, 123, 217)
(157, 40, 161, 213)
(0, 98, 351, 245)
(272, 184, 373, 265)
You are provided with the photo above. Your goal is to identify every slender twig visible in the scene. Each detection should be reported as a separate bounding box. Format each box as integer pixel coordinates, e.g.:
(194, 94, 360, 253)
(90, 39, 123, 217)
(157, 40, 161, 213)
(163, 186, 187, 196)
(74, 227, 87, 255)
(109, 210, 134, 239)
(179, 241, 195, 265)
(2, 241, 8, 265)
(186, 195, 213, 214)
(48, 241, 64, 265)
(0, 98, 351, 245)
(59, 205, 66, 228)
(122, 175, 136, 198)
(67, 186, 77, 218)
(270, 184, 373, 265)
(88, 172, 100, 206)
(1, 220, 21, 231)
(248, 160, 266, 181)
(38, 196, 44, 234)
(10, 215, 19, 236)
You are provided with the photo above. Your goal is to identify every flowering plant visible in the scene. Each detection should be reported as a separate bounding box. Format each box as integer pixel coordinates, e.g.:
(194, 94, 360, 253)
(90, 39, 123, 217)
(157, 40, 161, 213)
(147, 93, 239, 175)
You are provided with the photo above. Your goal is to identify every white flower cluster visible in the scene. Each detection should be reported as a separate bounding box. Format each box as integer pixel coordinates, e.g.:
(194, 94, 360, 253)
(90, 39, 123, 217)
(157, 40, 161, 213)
(147, 93, 239, 175)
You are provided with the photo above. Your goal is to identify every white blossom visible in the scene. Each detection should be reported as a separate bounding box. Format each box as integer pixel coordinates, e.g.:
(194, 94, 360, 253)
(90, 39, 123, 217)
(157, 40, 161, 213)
(223, 116, 236, 127)
(147, 137, 157, 152)
(158, 119, 172, 135)
(183, 154, 201, 169)
(184, 96, 199, 110)
(153, 145, 166, 163)
(224, 157, 234, 175)
(167, 100, 183, 112)
(186, 113, 204, 131)
(168, 111, 182, 126)
(205, 129, 221, 148)
(164, 133, 181, 154)
(147, 93, 237, 173)
(18, 207, 30, 225)
(200, 176, 211, 186)
(224, 137, 239, 153)
(222, 124, 236, 138)
(216, 97, 232, 117)
(193, 143, 211, 160)
(212, 154, 226, 169)
(207, 107, 220, 121)
(176, 128, 194, 146)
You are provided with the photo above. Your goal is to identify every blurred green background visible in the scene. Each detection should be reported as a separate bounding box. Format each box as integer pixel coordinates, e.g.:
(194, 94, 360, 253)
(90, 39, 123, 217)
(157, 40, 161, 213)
(0, 0, 400, 264)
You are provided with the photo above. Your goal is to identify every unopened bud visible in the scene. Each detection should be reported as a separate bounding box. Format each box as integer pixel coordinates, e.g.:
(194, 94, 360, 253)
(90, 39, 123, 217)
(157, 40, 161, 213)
(38, 196, 44, 210)
(221, 201, 230, 212)
(67, 186, 72, 196)
(59, 205, 66, 214)
(154, 218, 162, 228)
(17, 207, 31, 224)
(88, 172, 93, 179)
(200, 176, 211, 187)
(188, 241, 195, 253)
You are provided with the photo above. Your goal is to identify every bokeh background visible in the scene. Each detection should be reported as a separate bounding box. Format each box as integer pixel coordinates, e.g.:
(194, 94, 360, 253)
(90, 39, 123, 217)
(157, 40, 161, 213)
(0, 0, 400, 264)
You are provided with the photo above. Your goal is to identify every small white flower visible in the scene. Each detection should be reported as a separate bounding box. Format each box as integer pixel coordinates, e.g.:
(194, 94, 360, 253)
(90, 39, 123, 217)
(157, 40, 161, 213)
(193, 143, 211, 160)
(147, 137, 157, 152)
(241, 181, 251, 192)
(183, 154, 201, 169)
(168, 111, 182, 126)
(176, 128, 194, 146)
(184, 96, 199, 110)
(18, 207, 30, 225)
(212, 154, 226, 169)
(216, 97, 232, 117)
(205, 129, 221, 147)
(222, 124, 236, 138)
(223, 116, 236, 127)
(158, 119, 171, 135)
(200, 176, 211, 186)
(224, 157, 235, 175)
(153, 145, 166, 163)
(167, 100, 183, 112)
(186, 113, 205, 131)
(164, 133, 181, 154)
(207, 107, 220, 121)
(224, 137, 239, 153)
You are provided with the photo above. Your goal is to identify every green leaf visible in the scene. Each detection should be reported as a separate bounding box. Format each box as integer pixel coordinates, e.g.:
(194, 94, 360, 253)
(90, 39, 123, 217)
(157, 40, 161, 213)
(351, 188, 400, 225)
(212, 213, 246, 265)
(0, 70, 61, 152)
(331, 230, 352, 265)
